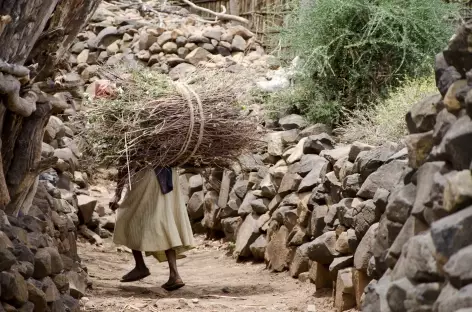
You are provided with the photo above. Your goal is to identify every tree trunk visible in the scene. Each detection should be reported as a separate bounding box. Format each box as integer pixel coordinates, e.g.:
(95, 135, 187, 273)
(0, 0, 101, 215)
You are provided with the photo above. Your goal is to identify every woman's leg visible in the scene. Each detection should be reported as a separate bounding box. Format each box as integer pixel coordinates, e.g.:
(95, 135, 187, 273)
(121, 250, 150, 282)
(162, 249, 185, 290)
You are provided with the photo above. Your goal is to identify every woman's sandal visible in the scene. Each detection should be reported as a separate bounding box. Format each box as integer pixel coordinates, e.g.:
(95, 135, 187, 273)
(120, 268, 151, 283)
(161, 280, 185, 291)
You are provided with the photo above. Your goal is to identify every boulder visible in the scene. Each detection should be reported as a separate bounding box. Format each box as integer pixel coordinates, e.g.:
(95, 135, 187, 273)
(238, 191, 257, 216)
(443, 170, 472, 214)
(434, 284, 472, 312)
(308, 261, 332, 289)
(386, 278, 415, 312)
(434, 115, 472, 170)
(265, 226, 294, 272)
(304, 231, 339, 264)
(431, 206, 472, 263)
(169, 63, 196, 80)
(234, 214, 261, 259)
(349, 142, 375, 163)
(354, 144, 398, 180)
(202, 191, 220, 230)
(0, 271, 28, 306)
(279, 114, 307, 130)
(287, 138, 307, 164)
(33, 249, 52, 279)
(433, 108, 457, 144)
(221, 216, 243, 242)
(405, 131, 434, 169)
(411, 161, 445, 220)
(260, 173, 277, 198)
(298, 158, 329, 192)
(354, 223, 378, 271)
(266, 132, 284, 156)
(303, 133, 335, 154)
(320, 145, 351, 165)
(0, 249, 16, 272)
(405, 93, 441, 133)
(249, 235, 267, 260)
(310, 205, 328, 238)
(385, 183, 416, 224)
(357, 160, 408, 199)
(76, 195, 97, 224)
(27, 281, 47, 312)
(278, 173, 302, 196)
(444, 244, 472, 289)
(187, 191, 204, 220)
(67, 271, 87, 299)
(352, 200, 378, 238)
(402, 232, 442, 283)
(231, 35, 246, 52)
(335, 268, 356, 312)
(289, 245, 310, 278)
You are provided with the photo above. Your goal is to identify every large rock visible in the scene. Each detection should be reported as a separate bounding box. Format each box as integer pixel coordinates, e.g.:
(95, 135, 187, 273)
(433, 108, 457, 144)
(238, 191, 257, 216)
(202, 191, 220, 230)
(187, 191, 204, 220)
(412, 161, 445, 221)
(260, 173, 277, 198)
(434, 115, 472, 170)
(67, 270, 87, 299)
(221, 216, 243, 242)
(354, 144, 398, 180)
(444, 244, 472, 289)
(266, 132, 284, 156)
(27, 281, 47, 312)
(401, 232, 441, 283)
(385, 183, 416, 224)
(349, 142, 375, 163)
(278, 173, 302, 196)
(354, 223, 378, 271)
(308, 261, 332, 289)
(286, 138, 307, 164)
(310, 205, 328, 238)
(386, 278, 415, 312)
(335, 268, 356, 312)
(405, 93, 441, 133)
(298, 157, 329, 192)
(435, 284, 472, 312)
(386, 216, 428, 268)
(0, 249, 16, 271)
(303, 133, 335, 154)
(0, 271, 28, 306)
(431, 206, 472, 263)
(361, 272, 391, 312)
(352, 200, 379, 238)
(265, 225, 294, 272)
(443, 170, 472, 214)
(44, 116, 65, 143)
(405, 131, 434, 169)
(234, 214, 261, 259)
(279, 114, 307, 130)
(289, 245, 310, 278)
(249, 235, 267, 260)
(357, 160, 408, 199)
(76, 195, 97, 224)
(304, 231, 339, 264)
(320, 145, 351, 165)
(33, 249, 52, 279)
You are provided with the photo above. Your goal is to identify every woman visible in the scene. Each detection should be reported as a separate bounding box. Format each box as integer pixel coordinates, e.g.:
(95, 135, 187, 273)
(110, 164, 194, 291)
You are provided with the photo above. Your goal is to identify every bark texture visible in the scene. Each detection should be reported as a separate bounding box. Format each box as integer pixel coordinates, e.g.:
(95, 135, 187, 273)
(0, 0, 101, 215)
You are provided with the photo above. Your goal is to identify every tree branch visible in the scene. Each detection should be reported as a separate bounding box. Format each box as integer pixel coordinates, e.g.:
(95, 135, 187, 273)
(180, 0, 249, 24)
(0, 73, 37, 117)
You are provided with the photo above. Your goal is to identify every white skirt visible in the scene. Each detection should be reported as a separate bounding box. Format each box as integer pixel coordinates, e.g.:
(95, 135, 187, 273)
(113, 168, 194, 262)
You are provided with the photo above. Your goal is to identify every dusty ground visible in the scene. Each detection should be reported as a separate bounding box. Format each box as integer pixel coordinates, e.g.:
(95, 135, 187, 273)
(79, 171, 350, 312)
(78, 236, 342, 312)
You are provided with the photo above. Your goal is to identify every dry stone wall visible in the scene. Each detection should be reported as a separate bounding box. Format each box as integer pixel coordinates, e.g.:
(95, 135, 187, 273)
(0, 73, 94, 311)
(70, 1, 271, 82)
(179, 22, 472, 312)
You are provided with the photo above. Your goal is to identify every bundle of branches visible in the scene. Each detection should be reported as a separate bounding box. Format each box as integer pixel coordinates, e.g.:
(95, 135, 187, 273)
(82, 65, 263, 178)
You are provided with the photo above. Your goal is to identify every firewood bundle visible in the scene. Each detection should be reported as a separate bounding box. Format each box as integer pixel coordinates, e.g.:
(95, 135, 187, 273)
(82, 66, 263, 175)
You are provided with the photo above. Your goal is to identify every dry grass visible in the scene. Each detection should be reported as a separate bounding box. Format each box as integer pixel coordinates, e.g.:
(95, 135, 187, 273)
(80, 65, 264, 177)
(337, 76, 437, 145)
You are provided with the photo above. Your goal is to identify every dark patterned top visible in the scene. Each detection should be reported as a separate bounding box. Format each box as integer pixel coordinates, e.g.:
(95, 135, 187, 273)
(154, 167, 173, 195)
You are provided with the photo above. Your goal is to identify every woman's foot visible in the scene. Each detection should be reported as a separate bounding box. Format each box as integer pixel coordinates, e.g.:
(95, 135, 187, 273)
(161, 278, 185, 291)
(120, 267, 150, 283)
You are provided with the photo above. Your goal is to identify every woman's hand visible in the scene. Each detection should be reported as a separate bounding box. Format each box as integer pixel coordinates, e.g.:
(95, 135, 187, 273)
(109, 195, 120, 211)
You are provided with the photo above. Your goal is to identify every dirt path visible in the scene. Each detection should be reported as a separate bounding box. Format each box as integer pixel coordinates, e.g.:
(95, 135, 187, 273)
(79, 237, 338, 312)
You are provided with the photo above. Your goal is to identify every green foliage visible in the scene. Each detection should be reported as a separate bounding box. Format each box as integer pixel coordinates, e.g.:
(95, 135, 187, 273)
(337, 75, 437, 145)
(271, 0, 459, 124)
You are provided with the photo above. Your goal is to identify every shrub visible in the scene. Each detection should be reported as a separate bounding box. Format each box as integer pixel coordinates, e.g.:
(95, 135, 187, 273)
(337, 75, 437, 145)
(273, 0, 459, 124)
